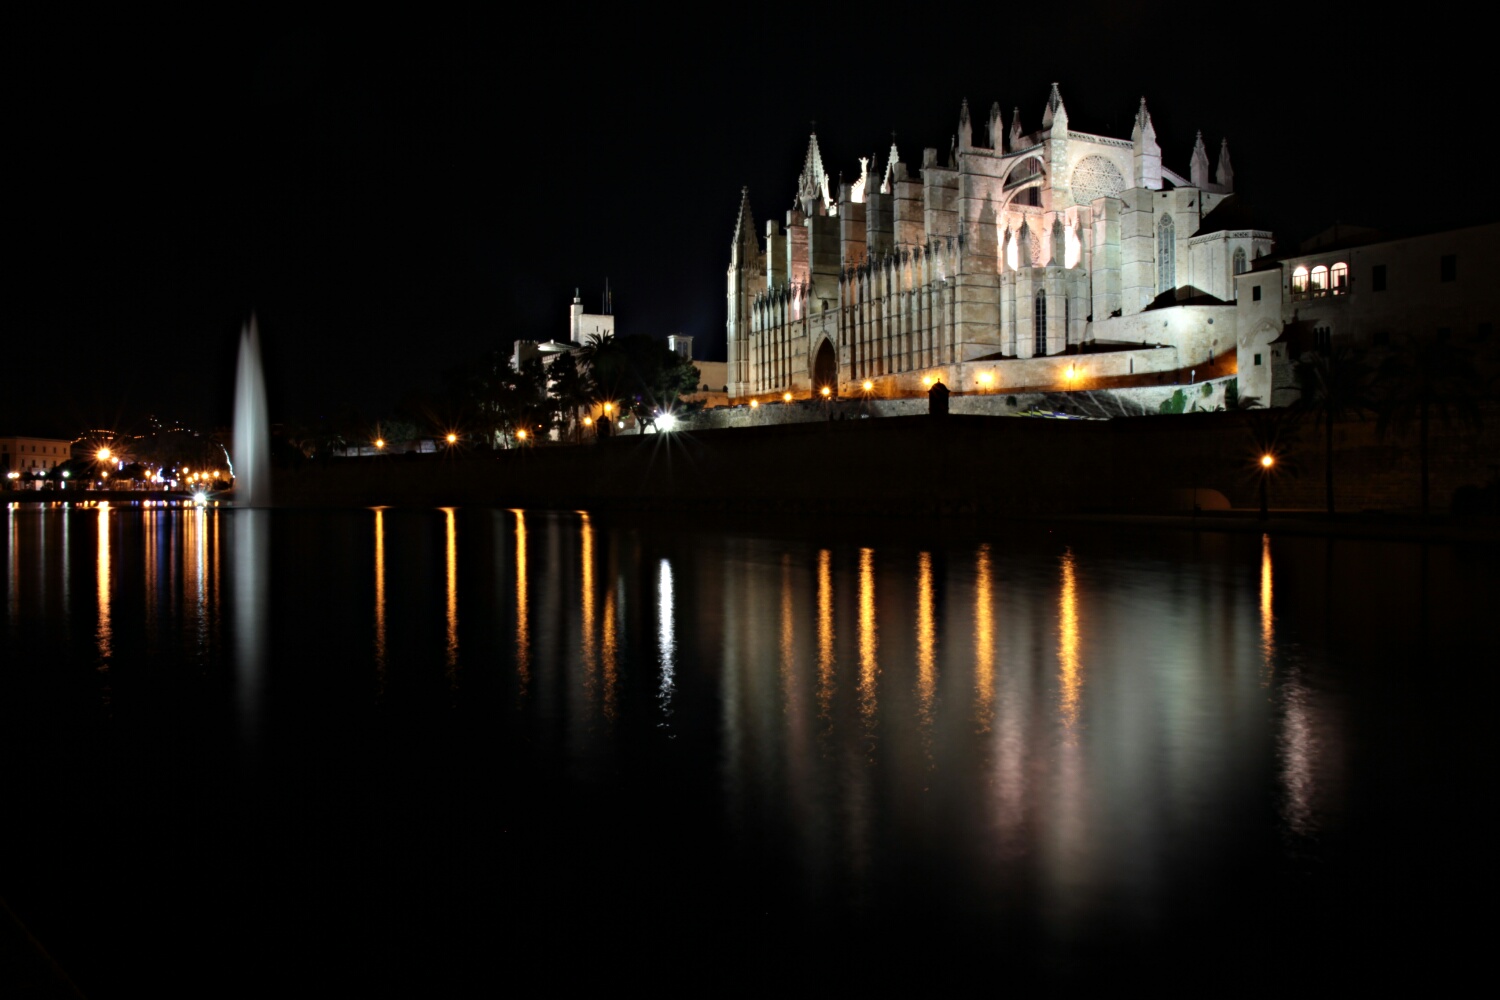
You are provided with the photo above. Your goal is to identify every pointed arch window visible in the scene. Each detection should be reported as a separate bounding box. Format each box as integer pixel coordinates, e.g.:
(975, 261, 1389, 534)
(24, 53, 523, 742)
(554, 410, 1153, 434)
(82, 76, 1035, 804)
(1157, 214, 1176, 295)
(1034, 291, 1047, 356)
(1233, 248, 1248, 276)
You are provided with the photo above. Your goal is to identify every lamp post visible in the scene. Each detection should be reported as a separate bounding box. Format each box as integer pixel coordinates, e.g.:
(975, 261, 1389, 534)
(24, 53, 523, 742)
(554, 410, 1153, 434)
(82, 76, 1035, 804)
(1259, 453, 1275, 521)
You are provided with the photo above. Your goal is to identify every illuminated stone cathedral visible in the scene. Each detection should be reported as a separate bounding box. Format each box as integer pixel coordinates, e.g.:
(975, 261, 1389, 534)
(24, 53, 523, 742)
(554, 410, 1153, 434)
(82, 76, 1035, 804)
(726, 85, 1273, 401)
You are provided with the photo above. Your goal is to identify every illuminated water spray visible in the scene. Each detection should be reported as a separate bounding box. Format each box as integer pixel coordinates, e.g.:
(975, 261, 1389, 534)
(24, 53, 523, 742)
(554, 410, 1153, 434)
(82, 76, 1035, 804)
(232, 317, 271, 507)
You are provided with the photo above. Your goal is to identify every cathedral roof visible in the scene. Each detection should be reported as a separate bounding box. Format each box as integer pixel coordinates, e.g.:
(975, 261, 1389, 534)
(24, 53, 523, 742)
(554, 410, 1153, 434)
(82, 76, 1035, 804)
(1193, 196, 1265, 237)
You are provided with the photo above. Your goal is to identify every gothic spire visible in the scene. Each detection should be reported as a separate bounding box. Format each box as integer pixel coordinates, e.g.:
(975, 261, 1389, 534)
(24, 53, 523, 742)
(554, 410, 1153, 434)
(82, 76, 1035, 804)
(988, 102, 1003, 151)
(1190, 130, 1210, 188)
(1009, 107, 1024, 151)
(881, 133, 900, 194)
(732, 185, 756, 250)
(1216, 137, 1235, 191)
(1132, 97, 1156, 143)
(1042, 81, 1066, 129)
(958, 98, 973, 150)
(798, 130, 830, 214)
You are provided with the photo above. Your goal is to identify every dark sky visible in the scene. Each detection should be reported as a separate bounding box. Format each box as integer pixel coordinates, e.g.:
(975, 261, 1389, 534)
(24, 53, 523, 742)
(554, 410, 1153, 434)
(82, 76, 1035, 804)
(3, 10, 1484, 436)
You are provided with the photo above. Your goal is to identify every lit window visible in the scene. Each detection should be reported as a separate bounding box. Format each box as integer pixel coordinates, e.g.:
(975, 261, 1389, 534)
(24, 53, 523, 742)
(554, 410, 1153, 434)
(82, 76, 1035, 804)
(1310, 265, 1329, 297)
(1157, 215, 1176, 294)
(1330, 262, 1348, 295)
(1292, 266, 1309, 300)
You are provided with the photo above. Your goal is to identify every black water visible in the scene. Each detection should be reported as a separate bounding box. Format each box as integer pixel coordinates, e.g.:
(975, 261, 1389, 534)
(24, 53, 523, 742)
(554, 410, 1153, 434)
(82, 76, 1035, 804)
(1, 503, 1491, 993)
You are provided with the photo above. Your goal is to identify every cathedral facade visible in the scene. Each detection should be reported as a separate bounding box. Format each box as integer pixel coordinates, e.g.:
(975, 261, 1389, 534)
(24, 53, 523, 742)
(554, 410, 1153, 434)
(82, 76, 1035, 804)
(726, 85, 1272, 401)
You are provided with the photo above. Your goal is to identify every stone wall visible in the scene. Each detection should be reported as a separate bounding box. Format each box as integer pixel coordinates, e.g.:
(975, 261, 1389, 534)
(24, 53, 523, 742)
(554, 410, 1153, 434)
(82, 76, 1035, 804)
(687, 375, 1234, 429)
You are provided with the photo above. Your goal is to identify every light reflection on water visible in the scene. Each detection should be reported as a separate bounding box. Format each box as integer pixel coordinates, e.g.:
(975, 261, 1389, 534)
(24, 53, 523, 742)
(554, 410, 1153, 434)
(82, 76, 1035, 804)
(1, 504, 1486, 981)
(96, 503, 111, 667)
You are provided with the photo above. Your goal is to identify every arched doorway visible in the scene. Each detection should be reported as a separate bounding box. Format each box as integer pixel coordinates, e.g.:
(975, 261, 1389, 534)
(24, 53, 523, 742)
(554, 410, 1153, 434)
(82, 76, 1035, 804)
(812, 339, 837, 395)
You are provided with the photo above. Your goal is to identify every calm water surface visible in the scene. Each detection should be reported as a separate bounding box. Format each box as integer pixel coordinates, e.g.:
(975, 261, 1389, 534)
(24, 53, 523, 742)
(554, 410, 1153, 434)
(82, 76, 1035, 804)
(1, 503, 1490, 993)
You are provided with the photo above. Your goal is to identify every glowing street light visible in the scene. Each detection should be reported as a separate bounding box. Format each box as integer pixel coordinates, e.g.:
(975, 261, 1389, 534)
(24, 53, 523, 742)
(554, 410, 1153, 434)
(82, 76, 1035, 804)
(783, 392, 792, 403)
(749, 399, 759, 409)
(862, 380, 873, 393)
(583, 416, 593, 427)
(516, 429, 527, 441)
(603, 403, 613, 415)
(819, 385, 831, 398)
(97, 447, 112, 462)
(375, 438, 386, 450)
(1258, 453, 1275, 520)
(446, 433, 458, 445)
(977, 371, 994, 390)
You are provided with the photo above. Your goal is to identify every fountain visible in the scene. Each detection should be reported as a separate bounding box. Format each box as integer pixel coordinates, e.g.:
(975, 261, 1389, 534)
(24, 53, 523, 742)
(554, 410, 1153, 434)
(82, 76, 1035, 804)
(232, 316, 271, 507)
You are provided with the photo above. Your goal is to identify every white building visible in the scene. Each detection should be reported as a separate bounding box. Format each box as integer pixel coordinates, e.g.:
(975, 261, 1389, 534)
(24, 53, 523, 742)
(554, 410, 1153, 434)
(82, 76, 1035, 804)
(1234, 222, 1500, 405)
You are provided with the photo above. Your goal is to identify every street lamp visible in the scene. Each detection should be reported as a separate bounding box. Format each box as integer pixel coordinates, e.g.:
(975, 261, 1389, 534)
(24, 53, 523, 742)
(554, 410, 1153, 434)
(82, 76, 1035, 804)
(446, 433, 458, 445)
(783, 391, 792, 403)
(1259, 453, 1275, 520)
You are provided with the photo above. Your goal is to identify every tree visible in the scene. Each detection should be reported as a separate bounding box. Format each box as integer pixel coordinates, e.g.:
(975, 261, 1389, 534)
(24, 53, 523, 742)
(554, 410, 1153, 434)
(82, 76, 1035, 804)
(579, 334, 699, 432)
(546, 350, 593, 443)
(1294, 346, 1373, 515)
(1374, 332, 1484, 516)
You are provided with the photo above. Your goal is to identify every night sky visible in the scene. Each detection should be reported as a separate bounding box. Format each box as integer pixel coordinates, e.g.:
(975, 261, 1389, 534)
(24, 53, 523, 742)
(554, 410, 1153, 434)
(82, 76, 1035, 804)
(4, 11, 1485, 436)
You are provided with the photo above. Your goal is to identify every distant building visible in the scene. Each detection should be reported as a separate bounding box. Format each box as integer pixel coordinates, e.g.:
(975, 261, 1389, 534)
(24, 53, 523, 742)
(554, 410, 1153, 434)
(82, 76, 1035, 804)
(1234, 222, 1500, 405)
(0, 435, 73, 475)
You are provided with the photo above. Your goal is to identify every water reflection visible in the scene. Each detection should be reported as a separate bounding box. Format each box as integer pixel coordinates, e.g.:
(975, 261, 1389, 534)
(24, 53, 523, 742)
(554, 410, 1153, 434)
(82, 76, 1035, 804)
(233, 510, 268, 758)
(7, 507, 17, 624)
(817, 548, 835, 721)
(973, 543, 995, 732)
(187, 507, 208, 656)
(580, 512, 596, 695)
(915, 551, 936, 749)
(443, 507, 459, 679)
(97, 504, 112, 667)
(1058, 548, 1082, 733)
(1260, 533, 1275, 682)
(658, 558, 676, 724)
(373, 508, 387, 681)
(858, 547, 878, 730)
(6, 508, 1445, 967)
(512, 510, 530, 693)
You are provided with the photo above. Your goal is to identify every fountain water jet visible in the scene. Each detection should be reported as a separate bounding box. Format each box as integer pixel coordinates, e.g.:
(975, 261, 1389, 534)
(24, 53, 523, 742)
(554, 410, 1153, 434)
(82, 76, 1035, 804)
(232, 317, 271, 507)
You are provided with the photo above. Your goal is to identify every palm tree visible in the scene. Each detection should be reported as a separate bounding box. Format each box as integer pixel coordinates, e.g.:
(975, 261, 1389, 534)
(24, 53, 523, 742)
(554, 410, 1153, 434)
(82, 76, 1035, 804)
(1374, 332, 1483, 516)
(1294, 346, 1373, 516)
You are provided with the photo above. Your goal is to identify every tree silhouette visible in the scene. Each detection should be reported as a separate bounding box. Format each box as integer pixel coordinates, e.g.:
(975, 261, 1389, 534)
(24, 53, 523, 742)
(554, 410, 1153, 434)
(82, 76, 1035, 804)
(1374, 331, 1483, 516)
(1295, 346, 1373, 515)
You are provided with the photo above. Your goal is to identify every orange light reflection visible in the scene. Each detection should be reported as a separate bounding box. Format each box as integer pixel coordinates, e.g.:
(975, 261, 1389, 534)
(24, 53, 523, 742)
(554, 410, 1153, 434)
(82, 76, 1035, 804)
(443, 508, 458, 680)
(817, 549, 835, 721)
(1059, 548, 1081, 734)
(974, 543, 995, 732)
(858, 547, 878, 730)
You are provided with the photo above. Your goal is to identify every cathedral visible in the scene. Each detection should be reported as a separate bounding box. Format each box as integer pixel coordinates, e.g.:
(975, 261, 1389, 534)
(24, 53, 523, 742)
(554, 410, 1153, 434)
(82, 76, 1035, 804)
(726, 85, 1273, 401)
